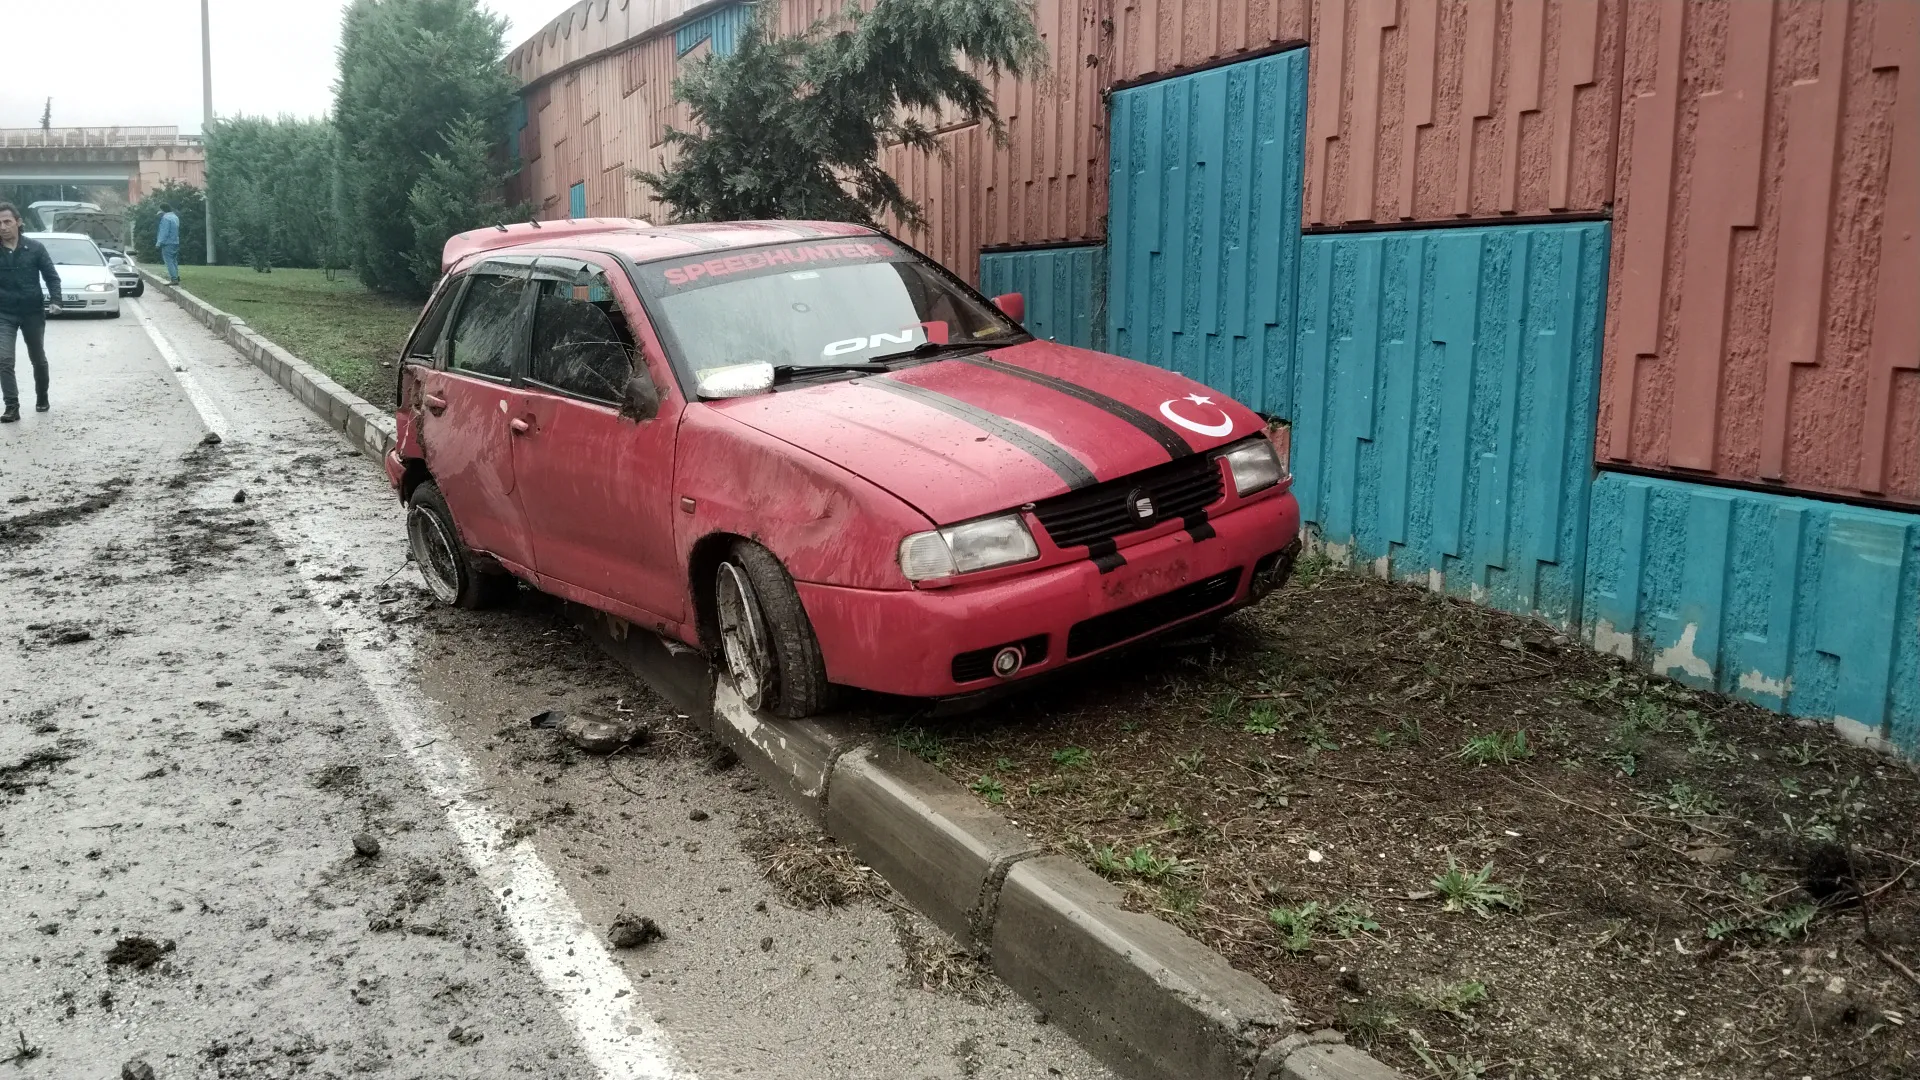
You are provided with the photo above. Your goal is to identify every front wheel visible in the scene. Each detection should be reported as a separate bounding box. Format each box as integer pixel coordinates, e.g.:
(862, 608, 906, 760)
(714, 541, 833, 718)
(407, 480, 514, 609)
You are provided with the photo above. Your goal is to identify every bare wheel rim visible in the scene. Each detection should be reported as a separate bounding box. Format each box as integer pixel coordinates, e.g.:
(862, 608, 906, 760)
(409, 505, 462, 605)
(715, 561, 771, 709)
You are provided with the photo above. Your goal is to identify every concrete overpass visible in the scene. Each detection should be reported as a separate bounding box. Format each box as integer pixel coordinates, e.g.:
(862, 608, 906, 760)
(0, 127, 206, 202)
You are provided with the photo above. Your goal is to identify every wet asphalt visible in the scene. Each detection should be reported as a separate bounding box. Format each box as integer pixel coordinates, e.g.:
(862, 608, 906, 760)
(0, 297, 1112, 1080)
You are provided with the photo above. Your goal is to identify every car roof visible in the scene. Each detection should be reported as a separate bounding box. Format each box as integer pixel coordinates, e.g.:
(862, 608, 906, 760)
(445, 219, 879, 274)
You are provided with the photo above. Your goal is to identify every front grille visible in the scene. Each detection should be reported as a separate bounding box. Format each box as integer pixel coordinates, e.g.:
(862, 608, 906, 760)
(951, 634, 1049, 683)
(1031, 454, 1223, 551)
(1065, 568, 1243, 658)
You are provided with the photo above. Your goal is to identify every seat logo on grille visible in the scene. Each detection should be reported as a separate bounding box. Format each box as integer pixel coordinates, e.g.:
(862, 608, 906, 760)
(1128, 489, 1154, 519)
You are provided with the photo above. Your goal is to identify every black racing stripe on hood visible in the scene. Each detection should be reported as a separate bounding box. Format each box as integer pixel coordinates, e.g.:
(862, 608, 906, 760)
(954, 356, 1194, 461)
(864, 377, 1098, 491)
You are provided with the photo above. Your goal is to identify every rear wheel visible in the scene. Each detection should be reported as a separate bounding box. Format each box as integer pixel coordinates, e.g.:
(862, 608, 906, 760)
(407, 480, 514, 609)
(714, 541, 833, 718)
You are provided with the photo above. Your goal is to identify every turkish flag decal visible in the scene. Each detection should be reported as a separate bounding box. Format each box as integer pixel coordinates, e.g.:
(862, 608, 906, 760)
(1158, 393, 1235, 437)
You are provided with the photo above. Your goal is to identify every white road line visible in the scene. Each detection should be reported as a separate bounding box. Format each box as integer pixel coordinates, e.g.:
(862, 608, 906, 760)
(129, 298, 229, 442)
(134, 309, 686, 1080)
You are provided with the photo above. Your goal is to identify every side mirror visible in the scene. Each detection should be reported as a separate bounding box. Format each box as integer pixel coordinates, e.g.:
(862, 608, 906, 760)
(622, 370, 661, 422)
(992, 292, 1025, 323)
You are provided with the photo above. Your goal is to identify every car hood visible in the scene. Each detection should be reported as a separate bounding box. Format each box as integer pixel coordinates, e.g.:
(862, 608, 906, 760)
(707, 339, 1266, 524)
(51, 265, 117, 288)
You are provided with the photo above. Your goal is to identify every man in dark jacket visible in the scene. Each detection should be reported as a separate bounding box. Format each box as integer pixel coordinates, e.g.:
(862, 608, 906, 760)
(0, 202, 60, 422)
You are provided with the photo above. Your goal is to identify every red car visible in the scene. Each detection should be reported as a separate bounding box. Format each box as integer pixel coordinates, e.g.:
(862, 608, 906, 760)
(386, 219, 1301, 717)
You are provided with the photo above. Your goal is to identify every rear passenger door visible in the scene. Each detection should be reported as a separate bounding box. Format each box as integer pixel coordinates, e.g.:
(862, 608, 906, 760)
(510, 255, 685, 624)
(416, 258, 538, 574)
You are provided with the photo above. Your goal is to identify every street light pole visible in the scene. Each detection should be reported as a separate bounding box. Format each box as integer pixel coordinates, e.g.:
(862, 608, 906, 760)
(201, 0, 217, 265)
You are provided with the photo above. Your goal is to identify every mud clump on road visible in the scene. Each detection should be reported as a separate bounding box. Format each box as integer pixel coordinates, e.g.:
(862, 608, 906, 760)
(0, 744, 80, 798)
(0, 481, 128, 547)
(311, 764, 362, 790)
(607, 916, 663, 949)
(105, 936, 175, 971)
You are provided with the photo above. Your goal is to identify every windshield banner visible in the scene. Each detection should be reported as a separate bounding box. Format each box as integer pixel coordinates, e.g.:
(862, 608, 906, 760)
(642, 240, 904, 293)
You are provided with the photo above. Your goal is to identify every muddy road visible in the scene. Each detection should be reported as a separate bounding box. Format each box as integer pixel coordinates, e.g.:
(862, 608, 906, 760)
(0, 298, 1110, 1080)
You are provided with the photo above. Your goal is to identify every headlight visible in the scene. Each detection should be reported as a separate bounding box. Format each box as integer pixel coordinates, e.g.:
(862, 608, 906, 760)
(898, 514, 1040, 581)
(84, 282, 113, 292)
(1219, 438, 1285, 496)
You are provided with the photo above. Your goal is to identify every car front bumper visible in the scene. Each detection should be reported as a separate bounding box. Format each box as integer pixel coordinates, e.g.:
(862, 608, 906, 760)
(797, 489, 1303, 699)
(50, 291, 121, 315)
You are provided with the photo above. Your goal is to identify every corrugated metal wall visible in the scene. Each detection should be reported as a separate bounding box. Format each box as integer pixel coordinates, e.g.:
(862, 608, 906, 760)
(1601, 0, 1920, 507)
(1111, 0, 1311, 83)
(675, 2, 752, 56)
(979, 246, 1106, 350)
(1293, 222, 1609, 628)
(1303, 0, 1624, 226)
(1105, 49, 1308, 416)
(1585, 472, 1919, 753)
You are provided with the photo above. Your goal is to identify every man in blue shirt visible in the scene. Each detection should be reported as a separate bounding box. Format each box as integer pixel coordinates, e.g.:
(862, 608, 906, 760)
(156, 203, 181, 284)
(0, 202, 61, 422)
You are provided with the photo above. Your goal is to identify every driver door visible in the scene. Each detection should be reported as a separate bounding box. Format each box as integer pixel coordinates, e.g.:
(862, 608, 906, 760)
(509, 255, 686, 626)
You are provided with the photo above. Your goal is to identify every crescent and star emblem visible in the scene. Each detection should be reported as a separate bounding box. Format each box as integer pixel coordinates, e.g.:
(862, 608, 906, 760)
(1158, 393, 1235, 437)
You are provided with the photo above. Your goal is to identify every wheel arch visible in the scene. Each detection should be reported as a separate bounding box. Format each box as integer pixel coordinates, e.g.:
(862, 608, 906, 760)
(397, 456, 433, 505)
(687, 530, 750, 652)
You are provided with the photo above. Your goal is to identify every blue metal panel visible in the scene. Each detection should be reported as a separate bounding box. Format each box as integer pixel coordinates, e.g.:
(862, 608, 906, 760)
(978, 246, 1105, 352)
(1585, 472, 1920, 755)
(676, 3, 751, 57)
(1293, 221, 1610, 630)
(507, 97, 528, 164)
(1106, 48, 1307, 417)
(568, 182, 586, 219)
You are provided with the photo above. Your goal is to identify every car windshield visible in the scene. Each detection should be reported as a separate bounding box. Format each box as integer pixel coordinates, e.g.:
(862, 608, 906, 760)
(38, 238, 104, 266)
(633, 238, 1020, 377)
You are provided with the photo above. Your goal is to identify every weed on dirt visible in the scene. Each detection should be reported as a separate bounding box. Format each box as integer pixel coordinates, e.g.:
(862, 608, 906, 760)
(921, 564, 1920, 1078)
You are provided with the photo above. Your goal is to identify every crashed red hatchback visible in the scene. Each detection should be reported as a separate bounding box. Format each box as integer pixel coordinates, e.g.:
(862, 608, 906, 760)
(386, 219, 1301, 717)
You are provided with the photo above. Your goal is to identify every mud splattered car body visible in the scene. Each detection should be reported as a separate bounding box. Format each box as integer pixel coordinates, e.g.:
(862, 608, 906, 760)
(386, 220, 1300, 717)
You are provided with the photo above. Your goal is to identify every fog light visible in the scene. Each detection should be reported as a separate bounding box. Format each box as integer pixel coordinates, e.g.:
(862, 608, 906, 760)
(991, 646, 1025, 678)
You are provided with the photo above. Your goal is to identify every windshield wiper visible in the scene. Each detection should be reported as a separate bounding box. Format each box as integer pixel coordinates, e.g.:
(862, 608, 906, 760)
(772, 361, 897, 383)
(863, 340, 986, 365)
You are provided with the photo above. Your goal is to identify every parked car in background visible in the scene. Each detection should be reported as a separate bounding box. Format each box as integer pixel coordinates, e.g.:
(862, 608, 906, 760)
(386, 220, 1301, 718)
(98, 246, 143, 297)
(29, 233, 121, 318)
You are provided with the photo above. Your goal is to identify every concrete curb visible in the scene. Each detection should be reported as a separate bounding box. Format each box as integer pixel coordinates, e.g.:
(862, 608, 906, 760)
(575, 621, 1407, 1080)
(144, 274, 1407, 1080)
(140, 269, 397, 464)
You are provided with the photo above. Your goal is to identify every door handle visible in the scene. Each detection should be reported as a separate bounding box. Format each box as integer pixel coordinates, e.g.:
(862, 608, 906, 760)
(509, 417, 532, 435)
(423, 393, 448, 414)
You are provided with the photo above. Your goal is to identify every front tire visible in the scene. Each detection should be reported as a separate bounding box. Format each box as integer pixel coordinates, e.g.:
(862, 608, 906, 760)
(714, 541, 833, 718)
(407, 480, 514, 609)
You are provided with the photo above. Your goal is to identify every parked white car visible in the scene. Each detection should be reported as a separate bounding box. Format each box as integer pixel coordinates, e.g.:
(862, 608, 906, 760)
(29, 232, 122, 318)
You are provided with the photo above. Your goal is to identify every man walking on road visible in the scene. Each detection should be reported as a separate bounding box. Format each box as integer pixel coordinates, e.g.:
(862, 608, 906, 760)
(157, 203, 182, 284)
(0, 203, 60, 423)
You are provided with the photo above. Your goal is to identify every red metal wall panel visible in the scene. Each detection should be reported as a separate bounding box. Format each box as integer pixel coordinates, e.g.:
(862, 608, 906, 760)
(1111, 0, 1311, 83)
(1600, 0, 1920, 506)
(1304, 0, 1624, 226)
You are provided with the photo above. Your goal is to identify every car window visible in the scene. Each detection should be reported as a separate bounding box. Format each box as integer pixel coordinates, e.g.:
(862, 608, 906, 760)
(447, 271, 527, 380)
(529, 261, 634, 403)
(36, 237, 105, 266)
(406, 274, 466, 364)
(631, 239, 1019, 377)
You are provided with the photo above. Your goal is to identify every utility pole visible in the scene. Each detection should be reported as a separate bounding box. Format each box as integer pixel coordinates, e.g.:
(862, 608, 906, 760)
(201, 0, 217, 265)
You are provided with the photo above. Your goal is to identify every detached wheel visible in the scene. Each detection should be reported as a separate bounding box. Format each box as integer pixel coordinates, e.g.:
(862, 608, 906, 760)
(714, 540, 833, 718)
(407, 480, 513, 609)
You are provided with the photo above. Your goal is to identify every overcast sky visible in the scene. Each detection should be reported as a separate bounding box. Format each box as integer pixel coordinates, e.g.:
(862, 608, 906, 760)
(0, 0, 569, 134)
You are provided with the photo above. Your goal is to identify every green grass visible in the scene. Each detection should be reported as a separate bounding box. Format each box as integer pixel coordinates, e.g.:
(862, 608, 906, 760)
(1459, 730, 1532, 766)
(173, 266, 419, 409)
(1431, 859, 1521, 917)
